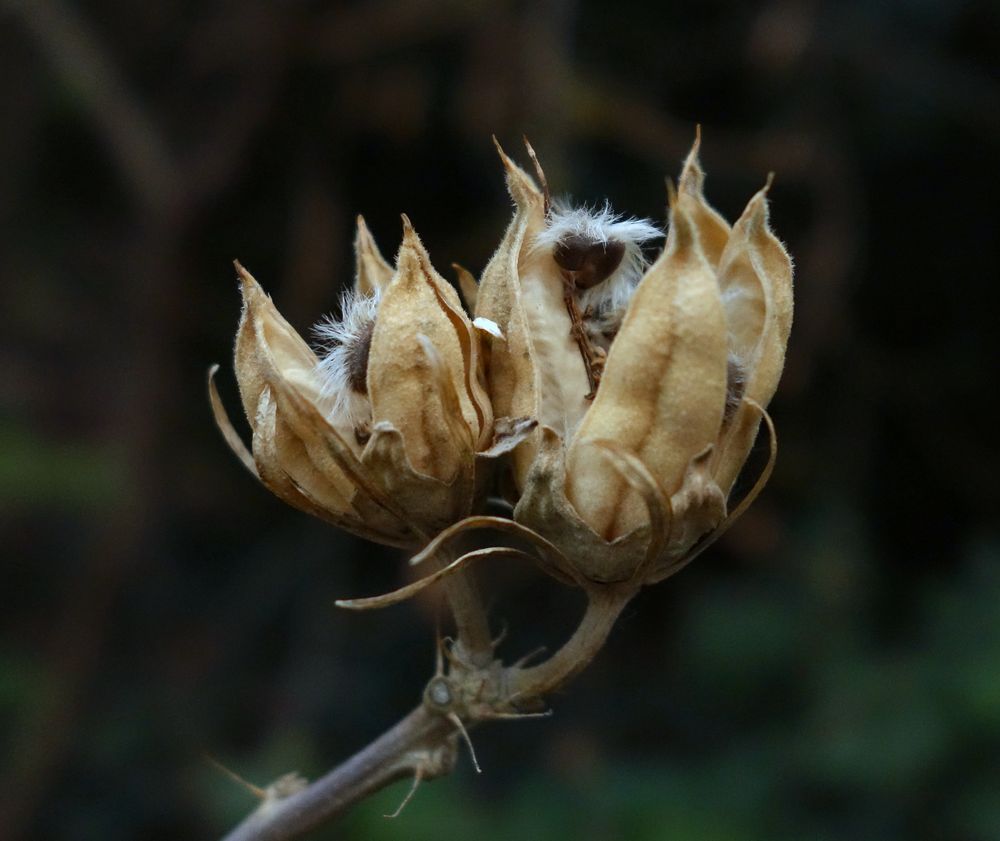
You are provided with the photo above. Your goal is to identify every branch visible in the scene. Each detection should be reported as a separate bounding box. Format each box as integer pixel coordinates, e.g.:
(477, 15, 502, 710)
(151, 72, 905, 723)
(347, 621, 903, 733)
(440, 565, 495, 669)
(507, 585, 635, 700)
(2, 0, 179, 214)
(220, 580, 637, 840)
(221, 706, 454, 841)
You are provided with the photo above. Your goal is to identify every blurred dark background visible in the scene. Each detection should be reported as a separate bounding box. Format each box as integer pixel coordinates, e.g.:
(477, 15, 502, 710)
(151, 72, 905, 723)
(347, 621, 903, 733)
(2, 0, 999, 839)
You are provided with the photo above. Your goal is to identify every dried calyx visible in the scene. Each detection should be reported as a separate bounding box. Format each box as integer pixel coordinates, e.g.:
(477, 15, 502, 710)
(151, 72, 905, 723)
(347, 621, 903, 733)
(331, 130, 792, 627)
(208, 135, 796, 812)
(210, 130, 792, 620)
(415, 131, 793, 591)
(209, 214, 533, 548)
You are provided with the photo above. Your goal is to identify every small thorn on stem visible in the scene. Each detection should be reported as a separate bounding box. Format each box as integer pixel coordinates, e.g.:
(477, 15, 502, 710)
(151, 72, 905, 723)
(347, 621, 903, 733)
(512, 645, 548, 669)
(491, 620, 509, 649)
(384, 765, 424, 819)
(439, 636, 467, 670)
(447, 712, 482, 774)
(480, 709, 554, 721)
(203, 754, 267, 800)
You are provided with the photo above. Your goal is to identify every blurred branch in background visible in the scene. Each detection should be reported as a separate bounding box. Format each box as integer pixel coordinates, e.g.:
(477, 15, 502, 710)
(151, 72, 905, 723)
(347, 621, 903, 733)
(1, 0, 178, 213)
(0, 0, 283, 835)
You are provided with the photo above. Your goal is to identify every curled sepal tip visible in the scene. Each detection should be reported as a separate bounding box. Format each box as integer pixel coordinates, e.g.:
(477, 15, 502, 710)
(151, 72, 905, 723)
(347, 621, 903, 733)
(354, 214, 394, 296)
(650, 399, 777, 584)
(453, 263, 479, 313)
(335, 546, 535, 611)
(408, 514, 584, 588)
(208, 364, 258, 478)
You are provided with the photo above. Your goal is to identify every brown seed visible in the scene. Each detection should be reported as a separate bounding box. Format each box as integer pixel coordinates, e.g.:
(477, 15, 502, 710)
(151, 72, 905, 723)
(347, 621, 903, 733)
(553, 235, 626, 289)
(347, 319, 374, 394)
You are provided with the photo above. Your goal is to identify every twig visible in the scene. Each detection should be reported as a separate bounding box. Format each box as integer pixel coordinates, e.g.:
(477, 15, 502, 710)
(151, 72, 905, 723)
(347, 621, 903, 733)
(440, 566, 495, 669)
(221, 706, 453, 841)
(307, 0, 484, 63)
(2, 0, 179, 214)
(507, 585, 635, 700)
(0, 4, 282, 836)
(220, 582, 636, 840)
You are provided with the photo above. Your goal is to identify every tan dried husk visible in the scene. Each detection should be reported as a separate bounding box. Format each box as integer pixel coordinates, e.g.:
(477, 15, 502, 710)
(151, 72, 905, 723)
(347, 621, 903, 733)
(474, 134, 793, 585)
(354, 214, 394, 296)
(210, 216, 524, 548)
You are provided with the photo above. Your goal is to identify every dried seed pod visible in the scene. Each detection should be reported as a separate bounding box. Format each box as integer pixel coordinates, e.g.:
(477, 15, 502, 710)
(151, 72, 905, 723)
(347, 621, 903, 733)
(475, 133, 793, 584)
(210, 216, 528, 547)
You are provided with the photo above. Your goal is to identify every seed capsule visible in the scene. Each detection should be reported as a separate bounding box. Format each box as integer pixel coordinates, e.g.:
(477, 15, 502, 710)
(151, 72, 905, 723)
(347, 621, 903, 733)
(475, 132, 793, 585)
(210, 216, 505, 547)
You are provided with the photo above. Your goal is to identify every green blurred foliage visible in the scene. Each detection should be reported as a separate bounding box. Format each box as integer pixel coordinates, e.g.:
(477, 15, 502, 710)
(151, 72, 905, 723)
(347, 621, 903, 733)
(0, 424, 126, 511)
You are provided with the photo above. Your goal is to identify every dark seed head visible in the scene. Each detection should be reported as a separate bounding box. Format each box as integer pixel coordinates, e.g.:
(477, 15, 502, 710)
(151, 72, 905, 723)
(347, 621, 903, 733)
(346, 319, 374, 394)
(553, 235, 626, 289)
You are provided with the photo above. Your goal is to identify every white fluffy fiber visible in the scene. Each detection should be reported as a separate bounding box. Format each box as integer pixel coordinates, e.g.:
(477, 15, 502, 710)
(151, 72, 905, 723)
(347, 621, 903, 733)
(533, 200, 662, 318)
(313, 287, 381, 428)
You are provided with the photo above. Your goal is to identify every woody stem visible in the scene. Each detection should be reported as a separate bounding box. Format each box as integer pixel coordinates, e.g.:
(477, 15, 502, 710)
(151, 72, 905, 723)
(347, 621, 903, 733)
(220, 705, 452, 841)
(438, 551, 494, 669)
(507, 584, 636, 699)
(219, 582, 635, 841)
